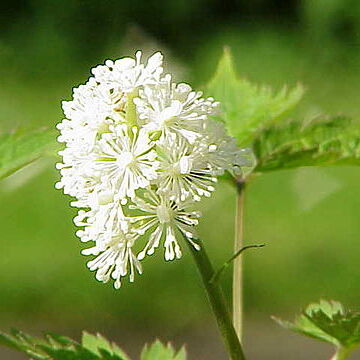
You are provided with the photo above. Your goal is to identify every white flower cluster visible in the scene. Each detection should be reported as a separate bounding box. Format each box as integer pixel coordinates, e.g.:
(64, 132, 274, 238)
(56, 51, 251, 289)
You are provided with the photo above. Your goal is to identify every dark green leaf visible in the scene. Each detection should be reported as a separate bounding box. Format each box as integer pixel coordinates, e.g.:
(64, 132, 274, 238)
(206, 47, 304, 146)
(253, 116, 360, 173)
(273, 299, 360, 351)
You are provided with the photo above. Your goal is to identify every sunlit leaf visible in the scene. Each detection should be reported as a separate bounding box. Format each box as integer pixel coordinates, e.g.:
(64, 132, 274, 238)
(206, 47, 304, 146)
(141, 340, 186, 360)
(82, 332, 130, 360)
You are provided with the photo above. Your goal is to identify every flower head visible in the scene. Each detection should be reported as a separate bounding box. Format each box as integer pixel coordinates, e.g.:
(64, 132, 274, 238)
(135, 74, 220, 143)
(93, 125, 158, 200)
(127, 191, 201, 261)
(155, 133, 217, 201)
(57, 51, 252, 288)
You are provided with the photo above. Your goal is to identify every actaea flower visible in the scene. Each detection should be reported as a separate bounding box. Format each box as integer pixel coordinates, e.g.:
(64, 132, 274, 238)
(56, 51, 251, 288)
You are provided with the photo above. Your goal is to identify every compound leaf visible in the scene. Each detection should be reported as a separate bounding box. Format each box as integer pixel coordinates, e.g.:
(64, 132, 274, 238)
(253, 116, 360, 173)
(206, 47, 304, 146)
(274, 300, 360, 356)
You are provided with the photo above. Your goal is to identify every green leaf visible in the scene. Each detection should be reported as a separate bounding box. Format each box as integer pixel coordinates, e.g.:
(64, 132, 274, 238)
(82, 332, 130, 360)
(173, 346, 186, 360)
(0, 330, 186, 360)
(37, 344, 98, 360)
(0, 127, 59, 180)
(141, 340, 186, 360)
(206, 47, 304, 146)
(0, 329, 124, 360)
(253, 116, 360, 173)
(0, 329, 49, 359)
(273, 300, 360, 354)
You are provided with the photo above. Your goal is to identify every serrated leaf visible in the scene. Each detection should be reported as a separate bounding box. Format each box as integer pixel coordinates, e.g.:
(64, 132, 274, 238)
(82, 332, 112, 356)
(206, 47, 304, 146)
(141, 340, 186, 360)
(0, 330, 186, 360)
(0, 330, 49, 359)
(253, 116, 360, 173)
(82, 332, 129, 360)
(173, 346, 187, 360)
(0, 127, 59, 180)
(38, 345, 98, 360)
(46, 333, 77, 347)
(274, 300, 360, 353)
(0, 329, 100, 360)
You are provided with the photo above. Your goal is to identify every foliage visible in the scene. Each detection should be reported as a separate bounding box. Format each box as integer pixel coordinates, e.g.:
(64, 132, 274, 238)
(141, 340, 186, 360)
(205, 47, 304, 147)
(81, 332, 131, 360)
(0, 330, 186, 360)
(206, 49, 360, 175)
(0, 128, 58, 180)
(274, 300, 360, 358)
(253, 116, 360, 173)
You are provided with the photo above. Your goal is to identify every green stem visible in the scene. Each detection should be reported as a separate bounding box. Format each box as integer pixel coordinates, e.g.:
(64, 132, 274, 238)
(331, 346, 353, 360)
(185, 236, 246, 360)
(233, 179, 246, 342)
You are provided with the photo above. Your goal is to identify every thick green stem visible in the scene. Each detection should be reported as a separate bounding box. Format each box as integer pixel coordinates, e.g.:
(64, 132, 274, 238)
(185, 236, 246, 360)
(233, 179, 245, 341)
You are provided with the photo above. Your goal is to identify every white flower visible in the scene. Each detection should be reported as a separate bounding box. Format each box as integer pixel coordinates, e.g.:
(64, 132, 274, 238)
(74, 197, 125, 245)
(58, 51, 163, 148)
(84, 231, 141, 289)
(93, 124, 159, 200)
(134, 74, 220, 143)
(59, 82, 115, 147)
(91, 51, 163, 93)
(156, 133, 217, 201)
(57, 51, 252, 289)
(127, 191, 201, 262)
(55, 142, 99, 198)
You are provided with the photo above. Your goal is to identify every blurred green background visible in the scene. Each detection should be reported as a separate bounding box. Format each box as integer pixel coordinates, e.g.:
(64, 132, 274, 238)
(1, 1, 360, 359)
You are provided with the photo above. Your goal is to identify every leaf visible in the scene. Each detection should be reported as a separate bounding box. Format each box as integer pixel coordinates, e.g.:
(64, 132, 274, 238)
(205, 47, 304, 146)
(253, 116, 360, 173)
(273, 299, 360, 352)
(0, 127, 59, 180)
(0, 329, 123, 360)
(0, 329, 49, 360)
(37, 345, 98, 360)
(173, 346, 187, 360)
(0, 330, 187, 360)
(82, 332, 130, 360)
(141, 340, 186, 360)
